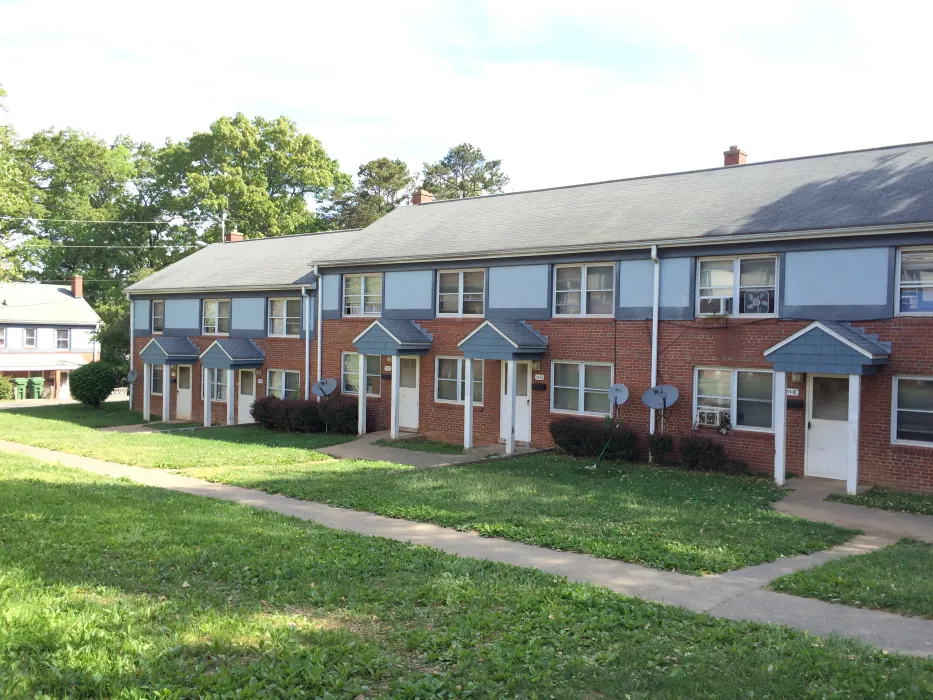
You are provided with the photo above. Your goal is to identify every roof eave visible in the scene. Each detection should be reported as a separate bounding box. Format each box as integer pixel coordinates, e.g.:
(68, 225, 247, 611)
(313, 221, 933, 269)
(126, 281, 317, 296)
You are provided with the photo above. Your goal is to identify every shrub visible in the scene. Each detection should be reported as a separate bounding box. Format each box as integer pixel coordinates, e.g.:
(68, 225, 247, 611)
(69, 362, 118, 408)
(0, 375, 13, 401)
(549, 417, 638, 462)
(647, 433, 674, 464)
(249, 395, 357, 435)
(679, 435, 728, 472)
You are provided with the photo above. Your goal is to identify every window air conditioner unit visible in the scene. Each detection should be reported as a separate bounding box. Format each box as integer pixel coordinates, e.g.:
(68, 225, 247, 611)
(701, 297, 733, 316)
(697, 409, 726, 427)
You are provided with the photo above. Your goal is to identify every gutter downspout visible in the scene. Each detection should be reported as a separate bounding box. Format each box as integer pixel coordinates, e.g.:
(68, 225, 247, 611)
(127, 294, 134, 411)
(314, 265, 323, 402)
(649, 245, 660, 436)
(302, 285, 311, 400)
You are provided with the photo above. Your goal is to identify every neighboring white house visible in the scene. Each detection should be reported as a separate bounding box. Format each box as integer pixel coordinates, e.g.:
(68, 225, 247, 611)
(0, 275, 101, 399)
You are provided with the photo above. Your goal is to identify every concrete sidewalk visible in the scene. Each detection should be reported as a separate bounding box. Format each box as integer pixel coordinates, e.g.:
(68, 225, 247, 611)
(319, 430, 541, 468)
(777, 477, 933, 543)
(3, 439, 933, 657)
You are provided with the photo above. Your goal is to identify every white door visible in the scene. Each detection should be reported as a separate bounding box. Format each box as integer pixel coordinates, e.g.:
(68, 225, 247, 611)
(806, 374, 849, 480)
(176, 365, 192, 420)
(238, 369, 256, 424)
(500, 361, 532, 443)
(398, 356, 419, 431)
(58, 372, 71, 401)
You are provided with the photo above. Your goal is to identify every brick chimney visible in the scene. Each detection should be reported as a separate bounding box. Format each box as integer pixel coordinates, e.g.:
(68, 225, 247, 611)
(71, 274, 83, 299)
(411, 189, 434, 205)
(723, 145, 747, 166)
(224, 229, 244, 243)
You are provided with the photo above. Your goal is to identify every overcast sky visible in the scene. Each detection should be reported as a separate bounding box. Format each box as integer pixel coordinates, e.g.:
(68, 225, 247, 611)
(1, 1, 930, 192)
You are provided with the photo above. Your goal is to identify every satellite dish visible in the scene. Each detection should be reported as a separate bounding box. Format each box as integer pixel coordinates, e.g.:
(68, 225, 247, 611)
(126, 369, 137, 384)
(311, 377, 338, 397)
(641, 384, 680, 410)
(607, 383, 629, 406)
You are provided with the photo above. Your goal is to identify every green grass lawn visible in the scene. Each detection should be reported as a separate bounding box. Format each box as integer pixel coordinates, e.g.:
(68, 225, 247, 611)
(1, 455, 930, 698)
(5, 400, 146, 428)
(829, 487, 933, 517)
(771, 539, 933, 619)
(180, 454, 854, 574)
(0, 409, 854, 574)
(373, 437, 465, 454)
(0, 408, 354, 469)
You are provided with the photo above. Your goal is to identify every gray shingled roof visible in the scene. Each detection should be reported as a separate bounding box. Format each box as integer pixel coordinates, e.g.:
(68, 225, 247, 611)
(484, 320, 548, 350)
(822, 321, 891, 357)
(147, 336, 199, 359)
(0, 283, 100, 325)
(319, 141, 933, 265)
(207, 338, 265, 361)
(377, 319, 433, 347)
(125, 230, 361, 294)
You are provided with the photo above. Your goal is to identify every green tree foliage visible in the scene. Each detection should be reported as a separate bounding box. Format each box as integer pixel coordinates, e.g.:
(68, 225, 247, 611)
(0, 85, 40, 279)
(68, 361, 118, 408)
(162, 113, 352, 240)
(322, 157, 415, 228)
(421, 143, 509, 200)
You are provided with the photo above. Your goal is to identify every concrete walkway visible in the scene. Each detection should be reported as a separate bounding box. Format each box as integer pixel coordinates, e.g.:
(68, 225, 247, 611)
(319, 430, 541, 468)
(3, 439, 933, 657)
(777, 477, 933, 543)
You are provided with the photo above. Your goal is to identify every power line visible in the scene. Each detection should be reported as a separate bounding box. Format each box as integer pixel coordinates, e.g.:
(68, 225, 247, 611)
(13, 244, 205, 249)
(0, 216, 218, 225)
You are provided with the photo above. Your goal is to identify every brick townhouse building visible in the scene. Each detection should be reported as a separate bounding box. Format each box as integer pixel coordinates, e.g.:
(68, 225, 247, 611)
(127, 141, 933, 493)
(0, 275, 100, 399)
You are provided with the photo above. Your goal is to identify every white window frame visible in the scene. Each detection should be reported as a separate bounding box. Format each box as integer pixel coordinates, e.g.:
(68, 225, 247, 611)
(151, 300, 164, 334)
(202, 367, 228, 403)
(268, 298, 302, 337)
(894, 248, 933, 317)
(343, 274, 382, 317)
(0, 327, 5, 349)
(549, 360, 614, 416)
(202, 299, 231, 336)
(433, 356, 484, 406)
(340, 351, 381, 397)
(23, 328, 36, 349)
(890, 375, 933, 447)
(55, 328, 69, 350)
(692, 367, 775, 433)
(151, 364, 164, 396)
(267, 369, 301, 400)
(696, 255, 778, 318)
(436, 269, 485, 317)
(552, 263, 616, 317)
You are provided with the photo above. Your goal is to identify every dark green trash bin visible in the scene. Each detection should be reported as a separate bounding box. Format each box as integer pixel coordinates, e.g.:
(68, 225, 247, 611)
(27, 377, 45, 399)
(13, 378, 28, 400)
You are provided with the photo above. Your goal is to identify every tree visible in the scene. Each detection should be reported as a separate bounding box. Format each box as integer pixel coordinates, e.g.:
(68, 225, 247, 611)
(421, 143, 509, 200)
(321, 157, 414, 228)
(162, 113, 352, 240)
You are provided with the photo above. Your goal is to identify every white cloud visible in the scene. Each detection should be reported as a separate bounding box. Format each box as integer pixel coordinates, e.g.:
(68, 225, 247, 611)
(1, 0, 932, 192)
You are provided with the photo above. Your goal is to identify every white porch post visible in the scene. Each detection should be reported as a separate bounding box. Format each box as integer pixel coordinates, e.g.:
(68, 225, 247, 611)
(773, 371, 787, 486)
(463, 358, 474, 449)
(390, 355, 400, 439)
(142, 362, 151, 422)
(162, 363, 171, 423)
(847, 373, 861, 495)
(357, 353, 368, 435)
(226, 369, 235, 426)
(203, 368, 212, 427)
(505, 359, 517, 455)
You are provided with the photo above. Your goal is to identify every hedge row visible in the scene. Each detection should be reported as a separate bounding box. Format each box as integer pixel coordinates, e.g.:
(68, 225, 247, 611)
(250, 396, 358, 434)
(549, 417, 747, 474)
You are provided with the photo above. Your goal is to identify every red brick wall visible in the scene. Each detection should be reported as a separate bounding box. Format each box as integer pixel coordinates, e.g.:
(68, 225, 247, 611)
(131, 313, 933, 493)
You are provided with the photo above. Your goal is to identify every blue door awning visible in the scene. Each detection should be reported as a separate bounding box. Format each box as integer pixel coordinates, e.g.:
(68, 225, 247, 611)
(139, 336, 200, 365)
(352, 319, 432, 356)
(458, 320, 548, 360)
(764, 321, 890, 375)
(200, 338, 265, 369)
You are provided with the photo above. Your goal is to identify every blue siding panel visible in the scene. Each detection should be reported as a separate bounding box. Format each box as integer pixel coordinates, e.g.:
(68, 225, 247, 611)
(488, 265, 550, 320)
(384, 270, 434, 319)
